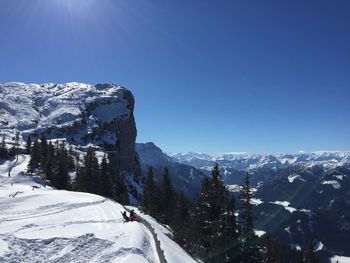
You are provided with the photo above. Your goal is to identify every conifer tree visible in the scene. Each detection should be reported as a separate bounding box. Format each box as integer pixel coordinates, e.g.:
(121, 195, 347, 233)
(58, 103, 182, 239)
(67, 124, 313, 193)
(25, 135, 31, 154)
(99, 155, 113, 198)
(0, 136, 8, 159)
(9, 131, 20, 159)
(107, 156, 129, 204)
(113, 171, 129, 204)
(194, 176, 212, 250)
(194, 164, 239, 262)
(239, 172, 261, 262)
(51, 142, 70, 189)
(28, 140, 40, 174)
(39, 134, 48, 168)
(142, 166, 160, 217)
(172, 191, 192, 246)
(43, 141, 55, 180)
(83, 146, 100, 193)
(75, 164, 86, 191)
(159, 167, 175, 224)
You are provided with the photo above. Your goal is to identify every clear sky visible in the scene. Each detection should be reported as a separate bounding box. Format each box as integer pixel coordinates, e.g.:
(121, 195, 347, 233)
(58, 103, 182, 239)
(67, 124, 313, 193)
(0, 0, 349, 154)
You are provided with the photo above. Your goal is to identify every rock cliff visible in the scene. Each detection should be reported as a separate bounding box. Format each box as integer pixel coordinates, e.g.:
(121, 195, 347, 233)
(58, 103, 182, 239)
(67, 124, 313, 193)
(0, 82, 138, 174)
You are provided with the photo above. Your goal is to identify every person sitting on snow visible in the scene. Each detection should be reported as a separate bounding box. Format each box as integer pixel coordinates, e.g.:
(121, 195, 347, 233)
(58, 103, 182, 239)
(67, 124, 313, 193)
(121, 211, 129, 222)
(129, 209, 135, 220)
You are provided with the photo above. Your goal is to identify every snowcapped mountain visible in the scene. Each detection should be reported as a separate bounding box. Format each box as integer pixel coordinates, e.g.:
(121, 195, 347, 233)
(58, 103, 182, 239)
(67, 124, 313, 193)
(0, 155, 196, 263)
(171, 151, 350, 171)
(0, 82, 138, 174)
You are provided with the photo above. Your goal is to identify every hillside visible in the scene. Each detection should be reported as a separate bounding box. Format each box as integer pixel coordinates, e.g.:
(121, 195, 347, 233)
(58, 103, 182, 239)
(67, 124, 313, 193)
(0, 155, 196, 263)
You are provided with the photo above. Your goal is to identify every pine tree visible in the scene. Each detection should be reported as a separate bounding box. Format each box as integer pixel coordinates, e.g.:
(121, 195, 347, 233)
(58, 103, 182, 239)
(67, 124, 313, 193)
(194, 176, 212, 250)
(51, 142, 70, 189)
(142, 166, 160, 217)
(239, 172, 261, 262)
(28, 140, 40, 174)
(304, 241, 319, 263)
(9, 131, 20, 159)
(99, 155, 113, 198)
(0, 136, 8, 159)
(194, 164, 239, 262)
(25, 135, 32, 154)
(75, 164, 86, 191)
(113, 171, 129, 204)
(261, 232, 275, 263)
(172, 191, 192, 247)
(159, 167, 176, 224)
(39, 134, 48, 170)
(82, 147, 100, 193)
(43, 141, 55, 181)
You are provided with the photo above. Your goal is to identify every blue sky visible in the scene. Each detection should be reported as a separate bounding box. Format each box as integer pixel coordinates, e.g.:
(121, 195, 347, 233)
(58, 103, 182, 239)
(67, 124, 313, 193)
(0, 0, 349, 154)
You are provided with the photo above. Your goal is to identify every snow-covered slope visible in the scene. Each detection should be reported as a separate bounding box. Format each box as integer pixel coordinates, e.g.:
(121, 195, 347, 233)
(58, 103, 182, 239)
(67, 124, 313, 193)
(0, 156, 196, 263)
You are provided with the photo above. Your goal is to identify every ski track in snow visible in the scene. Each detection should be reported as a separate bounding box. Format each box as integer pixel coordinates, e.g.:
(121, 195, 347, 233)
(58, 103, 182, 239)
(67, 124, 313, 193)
(0, 155, 165, 263)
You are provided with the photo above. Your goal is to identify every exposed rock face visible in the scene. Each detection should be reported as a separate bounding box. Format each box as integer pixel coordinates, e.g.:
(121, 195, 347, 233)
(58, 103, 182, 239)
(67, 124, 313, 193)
(0, 82, 138, 174)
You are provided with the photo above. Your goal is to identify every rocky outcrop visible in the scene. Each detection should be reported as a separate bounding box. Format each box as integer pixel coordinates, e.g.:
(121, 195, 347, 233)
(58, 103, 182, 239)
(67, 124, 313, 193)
(0, 82, 139, 174)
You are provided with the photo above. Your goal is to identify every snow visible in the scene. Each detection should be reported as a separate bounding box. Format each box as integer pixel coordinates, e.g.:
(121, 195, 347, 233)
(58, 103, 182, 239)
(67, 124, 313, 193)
(250, 198, 263, 206)
(322, 180, 341, 189)
(270, 201, 297, 213)
(129, 207, 197, 263)
(226, 184, 240, 192)
(334, 174, 346, 180)
(254, 230, 266, 237)
(0, 155, 194, 262)
(93, 101, 130, 122)
(0, 239, 9, 257)
(314, 240, 324, 251)
(288, 174, 305, 183)
(0, 82, 131, 145)
(330, 256, 350, 263)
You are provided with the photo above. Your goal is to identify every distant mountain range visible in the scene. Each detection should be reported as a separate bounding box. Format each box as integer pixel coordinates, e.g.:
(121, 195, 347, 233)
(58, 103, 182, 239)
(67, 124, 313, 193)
(137, 144, 350, 259)
(169, 151, 350, 172)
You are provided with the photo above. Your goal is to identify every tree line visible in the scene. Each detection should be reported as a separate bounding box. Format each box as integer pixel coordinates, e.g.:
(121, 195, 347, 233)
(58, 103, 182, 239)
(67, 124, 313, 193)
(26, 136, 129, 204)
(0, 133, 20, 160)
(142, 164, 320, 263)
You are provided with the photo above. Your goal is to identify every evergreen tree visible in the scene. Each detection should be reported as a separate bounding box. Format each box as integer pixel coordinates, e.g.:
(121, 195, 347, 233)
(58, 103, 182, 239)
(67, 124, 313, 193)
(142, 166, 160, 217)
(51, 142, 70, 189)
(239, 172, 261, 262)
(9, 131, 20, 159)
(25, 135, 32, 154)
(99, 155, 113, 198)
(83, 147, 100, 193)
(39, 134, 48, 169)
(194, 164, 239, 262)
(159, 167, 176, 224)
(113, 171, 129, 204)
(194, 176, 212, 251)
(0, 136, 8, 159)
(28, 140, 40, 174)
(304, 241, 319, 263)
(43, 141, 55, 181)
(75, 164, 86, 191)
(172, 191, 192, 247)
